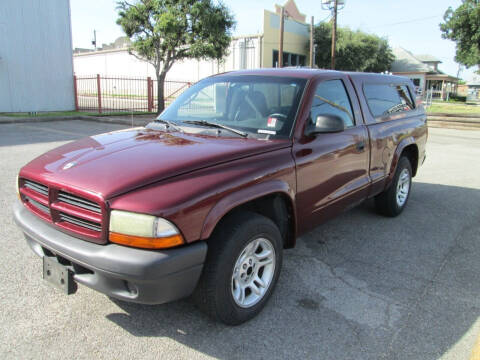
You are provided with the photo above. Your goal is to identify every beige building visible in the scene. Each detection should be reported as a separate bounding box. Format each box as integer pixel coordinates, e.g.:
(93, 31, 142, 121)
(73, 0, 311, 81)
(262, 0, 310, 67)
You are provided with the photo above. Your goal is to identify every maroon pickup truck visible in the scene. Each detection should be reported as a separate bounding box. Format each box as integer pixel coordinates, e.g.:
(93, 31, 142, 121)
(14, 69, 427, 325)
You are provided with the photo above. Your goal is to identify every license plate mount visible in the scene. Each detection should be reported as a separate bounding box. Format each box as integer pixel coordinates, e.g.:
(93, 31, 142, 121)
(42, 256, 77, 295)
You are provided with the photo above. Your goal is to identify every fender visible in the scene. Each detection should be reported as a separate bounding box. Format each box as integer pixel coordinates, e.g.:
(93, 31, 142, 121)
(385, 136, 417, 188)
(200, 179, 296, 241)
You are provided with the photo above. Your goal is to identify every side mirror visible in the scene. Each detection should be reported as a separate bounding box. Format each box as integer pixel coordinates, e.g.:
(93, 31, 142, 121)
(305, 114, 345, 136)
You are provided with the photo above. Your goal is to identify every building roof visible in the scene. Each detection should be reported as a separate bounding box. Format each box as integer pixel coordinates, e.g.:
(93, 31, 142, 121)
(415, 54, 442, 63)
(391, 47, 431, 73)
(275, 0, 306, 23)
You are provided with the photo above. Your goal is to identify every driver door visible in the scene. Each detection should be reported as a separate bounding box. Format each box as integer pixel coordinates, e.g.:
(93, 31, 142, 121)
(294, 76, 370, 234)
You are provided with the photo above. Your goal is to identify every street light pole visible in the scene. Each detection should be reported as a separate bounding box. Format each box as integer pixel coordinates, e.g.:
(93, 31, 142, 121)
(331, 0, 338, 70)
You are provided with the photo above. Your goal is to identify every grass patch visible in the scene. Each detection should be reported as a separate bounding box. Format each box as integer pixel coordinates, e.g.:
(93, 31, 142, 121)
(0, 111, 81, 117)
(0, 110, 156, 117)
(426, 103, 480, 115)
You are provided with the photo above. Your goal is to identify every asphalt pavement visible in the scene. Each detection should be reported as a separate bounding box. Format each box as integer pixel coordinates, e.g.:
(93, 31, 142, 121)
(1, 120, 479, 359)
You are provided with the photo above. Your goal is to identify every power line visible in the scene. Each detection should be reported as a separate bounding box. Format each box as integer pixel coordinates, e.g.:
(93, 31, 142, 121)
(367, 14, 443, 29)
(366, 6, 476, 29)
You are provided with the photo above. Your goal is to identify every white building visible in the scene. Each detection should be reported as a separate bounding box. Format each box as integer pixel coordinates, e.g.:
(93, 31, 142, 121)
(73, 0, 310, 82)
(73, 35, 264, 82)
(0, 0, 75, 112)
(391, 47, 458, 99)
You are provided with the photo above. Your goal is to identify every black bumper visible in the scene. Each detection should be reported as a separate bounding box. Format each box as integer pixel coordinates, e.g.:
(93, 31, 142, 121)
(13, 201, 207, 304)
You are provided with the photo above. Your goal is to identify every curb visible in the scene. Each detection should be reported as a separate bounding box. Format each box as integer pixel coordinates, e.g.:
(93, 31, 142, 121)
(79, 116, 152, 127)
(427, 114, 480, 130)
(428, 121, 480, 130)
(427, 112, 480, 119)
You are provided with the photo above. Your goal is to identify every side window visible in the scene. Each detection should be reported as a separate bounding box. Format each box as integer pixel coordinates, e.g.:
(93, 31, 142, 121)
(311, 80, 355, 128)
(363, 83, 415, 119)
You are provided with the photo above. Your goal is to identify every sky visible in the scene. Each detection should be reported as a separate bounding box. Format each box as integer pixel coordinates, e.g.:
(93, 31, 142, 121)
(69, 0, 477, 81)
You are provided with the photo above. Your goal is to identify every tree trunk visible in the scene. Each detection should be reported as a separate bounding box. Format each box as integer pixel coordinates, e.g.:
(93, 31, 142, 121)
(156, 71, 167, 114)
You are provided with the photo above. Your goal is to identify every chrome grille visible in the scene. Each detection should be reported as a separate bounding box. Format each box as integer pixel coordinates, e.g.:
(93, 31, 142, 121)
(58, 191, 101, 214)
(24, 180, 48, 196)
(59, 213, 102, 232)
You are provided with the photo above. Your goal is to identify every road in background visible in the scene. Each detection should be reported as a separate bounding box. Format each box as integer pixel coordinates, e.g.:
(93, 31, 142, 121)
(1, 121, 479, 360)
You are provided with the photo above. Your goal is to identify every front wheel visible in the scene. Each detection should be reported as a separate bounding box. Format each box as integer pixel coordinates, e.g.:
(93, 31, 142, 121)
(375, 156, 413, 217)
(193, 212, 283, 325)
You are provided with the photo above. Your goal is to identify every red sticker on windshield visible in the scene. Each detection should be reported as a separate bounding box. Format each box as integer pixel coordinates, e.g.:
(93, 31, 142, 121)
(267, 117, 277, 127)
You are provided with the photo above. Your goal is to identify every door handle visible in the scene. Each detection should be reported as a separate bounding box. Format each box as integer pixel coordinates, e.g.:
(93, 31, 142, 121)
(356, 141, 365, 152)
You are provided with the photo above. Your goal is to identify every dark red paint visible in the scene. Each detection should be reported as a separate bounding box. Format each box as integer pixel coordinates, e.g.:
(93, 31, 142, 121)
(18, 69, 427, 247)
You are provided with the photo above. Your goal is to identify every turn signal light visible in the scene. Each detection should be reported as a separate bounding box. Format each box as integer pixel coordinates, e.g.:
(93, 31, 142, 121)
(109, 232, 184, 249)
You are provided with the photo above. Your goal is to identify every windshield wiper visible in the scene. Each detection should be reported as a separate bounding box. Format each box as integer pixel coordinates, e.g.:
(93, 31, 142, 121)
(153, 118, 183, 132)
(183, 120, 248, 138)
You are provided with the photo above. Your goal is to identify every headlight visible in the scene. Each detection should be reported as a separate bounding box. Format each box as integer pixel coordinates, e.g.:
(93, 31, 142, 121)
(109, 210, 183, 249)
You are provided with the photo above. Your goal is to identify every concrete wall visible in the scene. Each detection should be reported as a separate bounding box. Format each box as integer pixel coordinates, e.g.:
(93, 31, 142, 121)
(0, 0, 75, 112)
(261, 9, 309, 68)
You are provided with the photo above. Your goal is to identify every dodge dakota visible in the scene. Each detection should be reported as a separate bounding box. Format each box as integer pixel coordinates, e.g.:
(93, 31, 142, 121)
(14, 69, 427, 324)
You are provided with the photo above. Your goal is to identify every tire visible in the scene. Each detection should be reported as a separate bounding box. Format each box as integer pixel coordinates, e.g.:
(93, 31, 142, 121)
(193, 211, 283, 325)
(375, 156, 413, 217)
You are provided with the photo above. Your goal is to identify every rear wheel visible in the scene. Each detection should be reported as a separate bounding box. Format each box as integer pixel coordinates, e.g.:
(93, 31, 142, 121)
(193, 212, 283, 325)
(375, 156, 412, 217)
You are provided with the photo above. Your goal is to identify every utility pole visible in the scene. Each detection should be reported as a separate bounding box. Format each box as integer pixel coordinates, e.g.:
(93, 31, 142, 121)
(309, 16, 314, 68)
(278, 7, 285, 68)
(92, 29, 97, 50)
(331, 0, 338, 70)
(322, 0, 345, 69)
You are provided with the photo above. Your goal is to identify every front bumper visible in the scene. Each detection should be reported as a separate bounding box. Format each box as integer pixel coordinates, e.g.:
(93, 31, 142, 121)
(13, 201, 207, 304)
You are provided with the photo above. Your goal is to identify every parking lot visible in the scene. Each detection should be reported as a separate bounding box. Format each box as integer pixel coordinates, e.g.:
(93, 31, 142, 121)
(1, 120, 479, 359)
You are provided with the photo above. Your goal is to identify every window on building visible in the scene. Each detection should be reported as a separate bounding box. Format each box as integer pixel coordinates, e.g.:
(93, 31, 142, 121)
(273, 50, 307, 67)
(363, 84, 415, 119)
(310, 79, 355, 128)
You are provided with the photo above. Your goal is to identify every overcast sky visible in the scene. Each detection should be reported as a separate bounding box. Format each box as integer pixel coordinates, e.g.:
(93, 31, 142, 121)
(69, 0, 477, 81)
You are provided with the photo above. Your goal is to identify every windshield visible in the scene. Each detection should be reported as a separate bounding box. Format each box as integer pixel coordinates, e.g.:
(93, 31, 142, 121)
(158, 75, 307, 139)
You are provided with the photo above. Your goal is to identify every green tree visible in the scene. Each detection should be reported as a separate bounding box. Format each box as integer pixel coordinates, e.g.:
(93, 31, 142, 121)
(312, 22, 394, 72)
(440, 0, 480, 71)
(117, 0, 235, 113)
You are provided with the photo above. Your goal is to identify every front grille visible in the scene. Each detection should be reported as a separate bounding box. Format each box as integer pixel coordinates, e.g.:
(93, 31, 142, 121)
(24, 180, 48, 196)
(59, 213, 102, 232)
(27, 198, 50, 215)
(58, 191, 101, 213)
(20, 177, 105, 243)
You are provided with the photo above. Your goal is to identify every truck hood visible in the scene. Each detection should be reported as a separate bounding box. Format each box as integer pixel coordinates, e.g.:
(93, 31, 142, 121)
(20, 128, 290, 199)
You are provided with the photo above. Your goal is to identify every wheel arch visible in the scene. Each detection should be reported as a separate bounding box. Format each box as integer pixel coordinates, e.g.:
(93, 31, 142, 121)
(386, 138, 419, 188)
(200, 181, 297, 249)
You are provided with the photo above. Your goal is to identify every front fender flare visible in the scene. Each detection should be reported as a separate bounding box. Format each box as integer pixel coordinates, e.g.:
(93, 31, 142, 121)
(199, 179, 296, 242)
